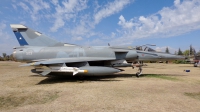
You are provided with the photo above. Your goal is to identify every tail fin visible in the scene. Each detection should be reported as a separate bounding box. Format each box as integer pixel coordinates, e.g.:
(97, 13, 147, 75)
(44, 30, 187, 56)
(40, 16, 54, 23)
(10, 24, 64, 46)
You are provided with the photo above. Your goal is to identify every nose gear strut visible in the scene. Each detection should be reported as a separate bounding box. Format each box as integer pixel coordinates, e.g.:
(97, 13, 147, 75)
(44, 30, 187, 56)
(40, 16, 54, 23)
(132, 61, 146, 78)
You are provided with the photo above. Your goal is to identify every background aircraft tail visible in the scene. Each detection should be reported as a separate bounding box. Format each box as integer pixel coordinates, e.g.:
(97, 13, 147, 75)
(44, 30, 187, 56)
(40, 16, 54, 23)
(10, 24, 64, 46)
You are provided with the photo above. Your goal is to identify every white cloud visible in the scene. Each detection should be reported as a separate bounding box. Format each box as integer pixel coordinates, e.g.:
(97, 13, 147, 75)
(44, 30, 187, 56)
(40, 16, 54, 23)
(18, 2, 30, 11)
(12, 4, 17, 10)
(94, 0, 132, 24)
(29, 0, 50, 21)
(155, 46, 177, 54)
(0, 23, 11, 41)
(117, 0, 200, 40)
(51, 17, 65, 32)
(0, 26, 9, 40)
(93, 0, 101, 13)
(111, 32, 116, 38)
(51, 0, 58, 5)
(0, 23, 6, 37)
(11, 0, 133, 44)
(72, 36, 83, 41)
(83, 38, 109, 46)
(118, 15, 134, 29)
(17, 0, 50, 21)
(20, 21, 26, 25)
(0, 22, 18, 54)
(65, 0, 133, 41)
(50, 0, 88, 32)
(174, 0, 180, 6)
(64, 13, 97, 39)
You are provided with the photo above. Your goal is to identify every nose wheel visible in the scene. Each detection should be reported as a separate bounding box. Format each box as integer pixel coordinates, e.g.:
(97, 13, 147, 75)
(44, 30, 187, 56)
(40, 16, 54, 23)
(132, 61, 144, 78)
(136, 66, 142, 78)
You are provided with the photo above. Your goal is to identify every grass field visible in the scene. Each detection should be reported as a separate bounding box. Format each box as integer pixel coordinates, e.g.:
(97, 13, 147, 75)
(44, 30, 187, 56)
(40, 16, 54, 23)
(0, 61, 200, 112)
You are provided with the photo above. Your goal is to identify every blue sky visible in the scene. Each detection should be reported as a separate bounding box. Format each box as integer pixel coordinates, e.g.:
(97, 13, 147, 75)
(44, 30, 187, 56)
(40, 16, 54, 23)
(0, 0, 200, 54)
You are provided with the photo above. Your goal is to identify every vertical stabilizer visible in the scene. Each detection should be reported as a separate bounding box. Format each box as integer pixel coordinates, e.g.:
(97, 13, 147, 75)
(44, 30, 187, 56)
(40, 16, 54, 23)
(10, 24, 64, 46)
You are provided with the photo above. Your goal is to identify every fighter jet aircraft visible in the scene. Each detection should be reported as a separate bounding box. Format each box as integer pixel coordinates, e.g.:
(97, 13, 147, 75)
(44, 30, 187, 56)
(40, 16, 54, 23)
(11, 24, 184, 77)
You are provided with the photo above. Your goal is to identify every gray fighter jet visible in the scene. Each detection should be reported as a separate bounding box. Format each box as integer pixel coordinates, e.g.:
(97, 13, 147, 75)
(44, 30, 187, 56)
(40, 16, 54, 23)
(11, 24, 184, 77)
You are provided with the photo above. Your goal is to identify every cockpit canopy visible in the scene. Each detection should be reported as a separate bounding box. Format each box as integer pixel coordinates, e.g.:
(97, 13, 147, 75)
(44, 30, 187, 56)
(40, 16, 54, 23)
(136, 46, 156, 52)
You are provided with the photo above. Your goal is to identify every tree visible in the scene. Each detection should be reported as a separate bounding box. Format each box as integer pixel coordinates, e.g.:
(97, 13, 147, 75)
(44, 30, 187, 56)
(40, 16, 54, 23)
(196, 51, 200, 56)
(193, 49, 196, 55)
(2, 53, 6, 58)
(9, 54, 15, 61)
(189, 45, 196, 56)
(178, 48, 183, 55)
(2, 53, 7, 61)
(183, 50, 189, 56)
(165, 47, 169, 53)
(190, 45, 193, 55)
(2, 53, 11, 61)
(0, 53, 15, 61)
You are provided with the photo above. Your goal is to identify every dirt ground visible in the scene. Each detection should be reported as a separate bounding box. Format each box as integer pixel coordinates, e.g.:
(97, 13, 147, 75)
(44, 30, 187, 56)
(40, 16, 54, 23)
(0, 61, 200, 112)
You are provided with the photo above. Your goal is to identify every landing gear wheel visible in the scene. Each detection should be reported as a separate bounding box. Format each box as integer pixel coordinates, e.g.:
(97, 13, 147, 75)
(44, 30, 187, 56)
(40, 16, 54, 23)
(132, 61, 143, 78)
(136, 72, 139, 78)
(194, 63, 198, 67)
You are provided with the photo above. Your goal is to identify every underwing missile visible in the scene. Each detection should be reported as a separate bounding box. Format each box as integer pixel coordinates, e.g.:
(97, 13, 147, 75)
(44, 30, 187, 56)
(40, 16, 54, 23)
(33, 66, 122, 76)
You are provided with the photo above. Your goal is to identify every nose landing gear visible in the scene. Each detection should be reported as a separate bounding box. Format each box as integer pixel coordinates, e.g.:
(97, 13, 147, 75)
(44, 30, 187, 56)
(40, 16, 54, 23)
(132, 61, 145, 78)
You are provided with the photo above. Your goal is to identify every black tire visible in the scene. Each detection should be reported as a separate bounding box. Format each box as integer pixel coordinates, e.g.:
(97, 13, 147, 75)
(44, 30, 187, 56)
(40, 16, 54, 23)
(194, 63, 198, 67)
(136, 72, 139, 78)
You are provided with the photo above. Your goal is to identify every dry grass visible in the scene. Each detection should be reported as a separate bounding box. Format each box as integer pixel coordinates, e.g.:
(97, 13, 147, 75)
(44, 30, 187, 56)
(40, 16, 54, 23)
(184, 92, 200, 100)
(0, 61, 200, 112)
(143, 74, 179, 81)
(0, 90, 58, 109)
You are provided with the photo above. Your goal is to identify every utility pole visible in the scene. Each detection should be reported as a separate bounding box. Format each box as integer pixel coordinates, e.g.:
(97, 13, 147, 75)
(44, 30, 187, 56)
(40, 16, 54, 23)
(189, 46, 190, 58)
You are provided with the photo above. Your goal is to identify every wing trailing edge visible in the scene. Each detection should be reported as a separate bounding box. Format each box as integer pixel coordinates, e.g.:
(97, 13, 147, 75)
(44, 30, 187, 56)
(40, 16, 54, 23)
(20, 57, 116, 66)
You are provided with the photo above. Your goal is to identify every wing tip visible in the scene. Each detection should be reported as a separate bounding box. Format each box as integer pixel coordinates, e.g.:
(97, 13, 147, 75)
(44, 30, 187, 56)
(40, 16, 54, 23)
(10, 24, 27, 29)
